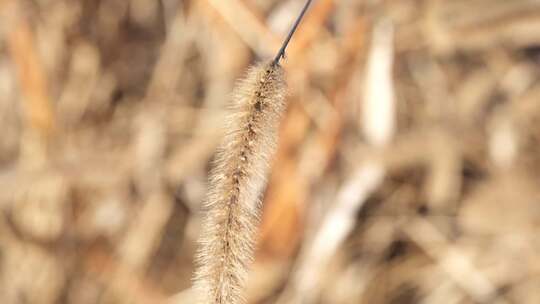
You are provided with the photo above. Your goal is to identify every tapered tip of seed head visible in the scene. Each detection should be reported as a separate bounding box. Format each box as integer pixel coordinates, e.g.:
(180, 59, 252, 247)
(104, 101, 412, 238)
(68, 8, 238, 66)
(262, 61, 285, 88)
(272, 55, 284, 67)
(265, 60, 283, 74)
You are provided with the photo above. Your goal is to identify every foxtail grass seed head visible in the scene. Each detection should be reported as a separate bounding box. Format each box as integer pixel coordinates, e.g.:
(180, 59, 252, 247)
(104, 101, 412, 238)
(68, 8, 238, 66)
(194, 62, 285, 304)
(192, 1, 313, 303)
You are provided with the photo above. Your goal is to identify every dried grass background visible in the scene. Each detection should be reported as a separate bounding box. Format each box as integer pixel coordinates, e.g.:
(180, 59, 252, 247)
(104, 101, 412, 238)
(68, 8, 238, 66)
(1, 0, 540, 303)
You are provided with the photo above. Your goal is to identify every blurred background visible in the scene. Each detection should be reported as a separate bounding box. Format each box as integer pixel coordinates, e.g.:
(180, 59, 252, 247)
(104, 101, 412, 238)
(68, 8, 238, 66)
(1, 0, 540, 303)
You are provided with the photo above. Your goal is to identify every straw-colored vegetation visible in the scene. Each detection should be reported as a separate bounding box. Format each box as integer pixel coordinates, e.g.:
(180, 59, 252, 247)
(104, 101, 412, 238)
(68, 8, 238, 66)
(1, 0, 540, 303)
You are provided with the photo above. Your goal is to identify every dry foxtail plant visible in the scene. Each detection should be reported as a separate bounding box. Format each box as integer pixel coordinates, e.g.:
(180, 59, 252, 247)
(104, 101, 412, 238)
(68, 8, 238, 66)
(192, 1, 314, 303)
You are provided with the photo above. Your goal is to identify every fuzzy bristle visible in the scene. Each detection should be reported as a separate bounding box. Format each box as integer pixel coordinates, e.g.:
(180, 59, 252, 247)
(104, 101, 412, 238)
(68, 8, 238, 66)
(193, 61, 286, 304)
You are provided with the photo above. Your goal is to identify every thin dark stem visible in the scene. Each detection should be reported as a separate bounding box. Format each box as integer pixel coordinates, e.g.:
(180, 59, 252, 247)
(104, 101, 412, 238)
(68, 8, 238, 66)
(272, 0, 314, 65)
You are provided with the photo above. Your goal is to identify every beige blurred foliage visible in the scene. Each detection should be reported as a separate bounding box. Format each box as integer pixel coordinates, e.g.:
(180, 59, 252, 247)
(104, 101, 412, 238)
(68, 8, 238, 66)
(1, 0, 540, 303)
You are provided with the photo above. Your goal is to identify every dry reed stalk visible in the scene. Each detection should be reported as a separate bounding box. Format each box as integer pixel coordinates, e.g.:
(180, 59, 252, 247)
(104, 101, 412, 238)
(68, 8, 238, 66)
(403, 217, 509, 304)
(192, 1, 313, 303)
(6, 3, 57, 165)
